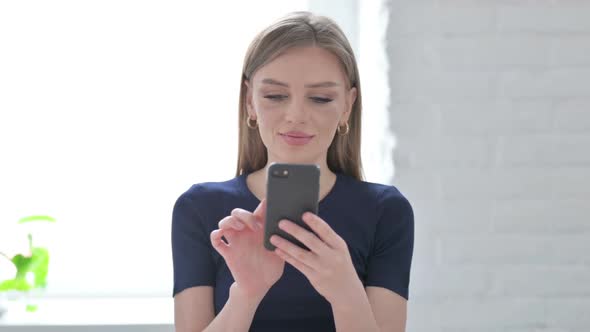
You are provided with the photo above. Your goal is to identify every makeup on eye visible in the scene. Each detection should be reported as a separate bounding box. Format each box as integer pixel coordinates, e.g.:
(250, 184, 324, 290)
(310, 96, 333, 104)
(262, 94, 335, 104)
(264, 94, 288, 101)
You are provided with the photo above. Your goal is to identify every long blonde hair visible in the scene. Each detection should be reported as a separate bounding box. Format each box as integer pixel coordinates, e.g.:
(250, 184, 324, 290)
(235, 11, 364, 180)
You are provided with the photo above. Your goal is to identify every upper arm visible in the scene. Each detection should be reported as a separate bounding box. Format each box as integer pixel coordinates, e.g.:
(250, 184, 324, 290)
(172, 188, 217, 331)
(366, 286, 407, 332)
(172, 188, 216, 295)
(365, 189, 414, 300)
(364, 188, 414, 331)
(174, 286, 215, 332)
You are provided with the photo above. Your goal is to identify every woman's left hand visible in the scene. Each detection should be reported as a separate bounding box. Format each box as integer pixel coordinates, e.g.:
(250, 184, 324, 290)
(269, 212, 364, 306)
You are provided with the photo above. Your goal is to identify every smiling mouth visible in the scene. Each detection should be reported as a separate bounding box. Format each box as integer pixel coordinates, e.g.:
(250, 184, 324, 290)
(279, 132, 315, 146)
(280, 133, 314, 138)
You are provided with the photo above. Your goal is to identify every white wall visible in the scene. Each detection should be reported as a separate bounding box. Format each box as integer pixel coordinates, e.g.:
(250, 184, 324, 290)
(386, 1, 590, 331)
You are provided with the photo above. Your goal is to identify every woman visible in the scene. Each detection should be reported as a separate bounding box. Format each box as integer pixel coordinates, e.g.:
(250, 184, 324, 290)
(172, 11, 414, 332)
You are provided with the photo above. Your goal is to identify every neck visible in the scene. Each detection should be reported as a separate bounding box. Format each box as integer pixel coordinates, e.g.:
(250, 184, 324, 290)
(246, 156, 337, 201)
(265, 154, 335, 186)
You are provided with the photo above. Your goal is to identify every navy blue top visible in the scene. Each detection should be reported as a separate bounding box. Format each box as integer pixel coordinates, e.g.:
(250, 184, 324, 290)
(171, 171, 414, 331)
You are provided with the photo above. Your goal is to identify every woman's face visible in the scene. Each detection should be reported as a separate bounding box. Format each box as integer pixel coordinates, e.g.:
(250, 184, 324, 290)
(245, 46, 357, 166)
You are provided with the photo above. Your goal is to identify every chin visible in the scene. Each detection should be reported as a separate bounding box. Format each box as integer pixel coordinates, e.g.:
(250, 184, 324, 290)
(267, 142, 324, 164)
(275, 152, 321, 165)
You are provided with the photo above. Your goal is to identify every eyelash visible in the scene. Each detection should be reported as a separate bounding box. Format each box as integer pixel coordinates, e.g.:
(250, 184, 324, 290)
(264, 95, 333, 104)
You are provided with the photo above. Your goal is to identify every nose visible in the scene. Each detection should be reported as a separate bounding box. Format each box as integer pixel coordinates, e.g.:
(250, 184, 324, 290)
(283, 96, 308, 124)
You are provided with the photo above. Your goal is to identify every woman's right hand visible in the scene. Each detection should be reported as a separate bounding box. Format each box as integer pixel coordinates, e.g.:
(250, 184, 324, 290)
(210, 199, 285, 299)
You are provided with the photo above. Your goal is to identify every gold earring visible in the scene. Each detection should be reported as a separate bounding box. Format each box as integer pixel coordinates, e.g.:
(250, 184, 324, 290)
(247, 115, 258, 129)
(337, 122, 350, 135)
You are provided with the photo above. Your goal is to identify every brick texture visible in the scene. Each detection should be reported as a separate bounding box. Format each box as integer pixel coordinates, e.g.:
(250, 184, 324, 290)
(386, 1, 590, 330)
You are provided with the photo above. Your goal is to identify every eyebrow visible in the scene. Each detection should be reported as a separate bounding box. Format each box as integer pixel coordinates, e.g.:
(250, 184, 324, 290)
(261, 78, 340, 88)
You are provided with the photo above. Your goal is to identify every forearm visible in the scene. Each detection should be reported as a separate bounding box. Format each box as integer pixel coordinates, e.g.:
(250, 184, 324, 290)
(331, 282, 380, 332)
(203, 283, 264, 332)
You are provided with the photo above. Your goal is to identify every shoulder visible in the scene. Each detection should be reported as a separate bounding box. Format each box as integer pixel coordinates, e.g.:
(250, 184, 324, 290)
(174, 176, 243, 212)
(349, 179, 414, 252)
(377, 184, 413, 220)
(180, 176, 241, 200)
(341, 174, 412, 216)
(172, 176, 247, 232)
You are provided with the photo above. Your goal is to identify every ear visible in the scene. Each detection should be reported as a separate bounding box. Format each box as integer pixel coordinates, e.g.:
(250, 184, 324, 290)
(341, 86, 357, 123)
(244, 80, 256, 119)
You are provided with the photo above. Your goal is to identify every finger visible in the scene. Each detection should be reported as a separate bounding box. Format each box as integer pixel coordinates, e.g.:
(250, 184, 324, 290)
(212, 227, 237, 245)
(214, 219, 239, 243)
(274, 247, 314, 276)
(277, 219, 328, 254)
(210, 229, 230, 257)
(302, 212, 343, 249)
(270, 234, 319, 270)
(219, 216, 246, 231)
(230, 209, 260, 231)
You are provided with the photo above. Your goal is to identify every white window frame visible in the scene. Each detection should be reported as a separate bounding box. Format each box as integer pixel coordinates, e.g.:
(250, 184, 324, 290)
(0, 0, 392, 328)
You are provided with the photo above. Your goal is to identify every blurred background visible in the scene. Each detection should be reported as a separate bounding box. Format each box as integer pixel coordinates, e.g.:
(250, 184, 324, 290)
(0, 0, 589, 331)
(389, 1, 590, 331)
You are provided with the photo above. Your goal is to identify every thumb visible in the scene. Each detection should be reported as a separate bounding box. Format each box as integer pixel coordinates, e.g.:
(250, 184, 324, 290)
(253, 198, 267, 221)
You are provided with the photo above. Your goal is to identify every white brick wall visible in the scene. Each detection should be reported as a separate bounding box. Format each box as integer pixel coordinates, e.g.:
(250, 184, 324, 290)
(386, 1, 590, 331)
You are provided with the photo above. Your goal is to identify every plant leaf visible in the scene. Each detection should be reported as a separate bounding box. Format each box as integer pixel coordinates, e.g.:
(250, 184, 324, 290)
(26, 304, 38, 312)
(0, 278, 31, 292)
(18, 215, 56, 224)
(11, 247, 49, 288)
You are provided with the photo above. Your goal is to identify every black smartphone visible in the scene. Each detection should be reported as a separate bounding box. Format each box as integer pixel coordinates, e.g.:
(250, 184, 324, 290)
(264, 163, 320, 251)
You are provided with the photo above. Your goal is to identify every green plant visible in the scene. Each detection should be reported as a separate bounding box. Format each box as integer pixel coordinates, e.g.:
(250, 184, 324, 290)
(0, 215, 55, 303)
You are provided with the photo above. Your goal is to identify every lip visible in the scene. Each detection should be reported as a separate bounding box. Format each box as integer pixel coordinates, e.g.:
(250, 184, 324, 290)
(281, 131, 314, 138)
(279, 131, 314, 146)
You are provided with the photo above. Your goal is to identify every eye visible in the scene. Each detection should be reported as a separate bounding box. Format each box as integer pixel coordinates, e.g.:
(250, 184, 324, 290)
(310, 97, 333, 104)
(264, 95, 287, 102)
